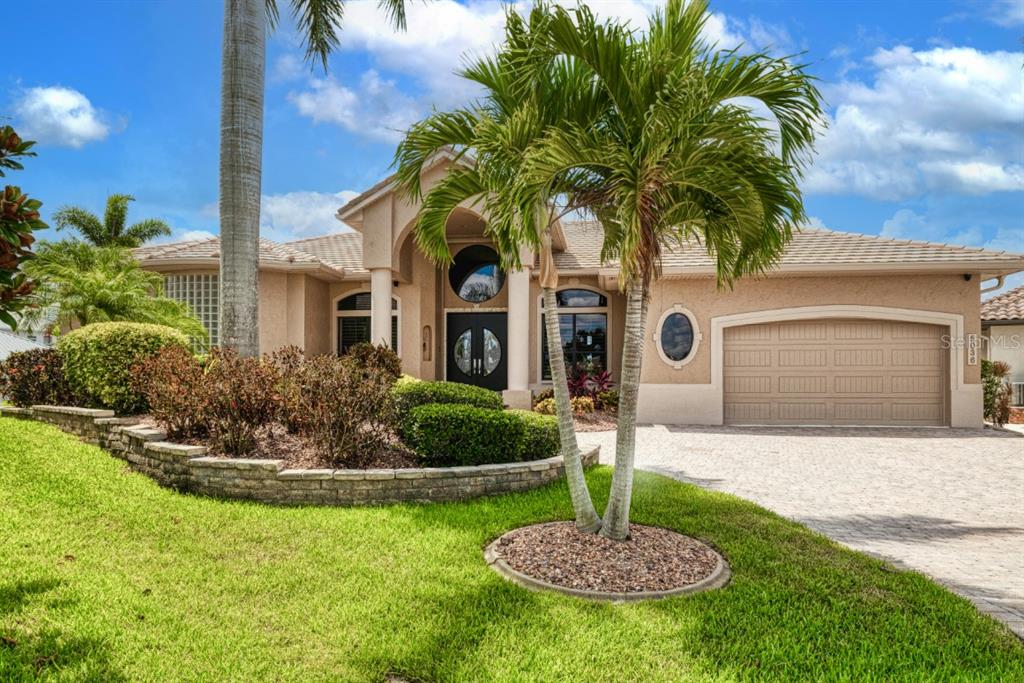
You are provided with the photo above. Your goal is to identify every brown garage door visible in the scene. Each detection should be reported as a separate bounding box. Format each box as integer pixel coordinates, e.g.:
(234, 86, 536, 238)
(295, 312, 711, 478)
(723, 319, 947, 426)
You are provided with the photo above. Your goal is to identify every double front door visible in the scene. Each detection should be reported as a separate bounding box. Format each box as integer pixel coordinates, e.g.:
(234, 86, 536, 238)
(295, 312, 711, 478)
(446, 312, 507, 391)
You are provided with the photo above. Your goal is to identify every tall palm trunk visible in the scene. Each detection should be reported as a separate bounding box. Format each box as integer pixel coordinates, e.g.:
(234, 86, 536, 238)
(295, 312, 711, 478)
(219, 0, 264, 356)
(543, 286, 602, 533)
(600, 281, 649, 540)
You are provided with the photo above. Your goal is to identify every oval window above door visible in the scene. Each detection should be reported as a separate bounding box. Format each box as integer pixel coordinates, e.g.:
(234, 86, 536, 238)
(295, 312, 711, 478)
(449, 245, 505, 303)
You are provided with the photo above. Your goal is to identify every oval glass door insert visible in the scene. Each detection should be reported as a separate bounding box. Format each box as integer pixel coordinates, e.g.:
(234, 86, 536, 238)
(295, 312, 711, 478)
(482, 328, 501, 376)
(454, 329, 473, 374)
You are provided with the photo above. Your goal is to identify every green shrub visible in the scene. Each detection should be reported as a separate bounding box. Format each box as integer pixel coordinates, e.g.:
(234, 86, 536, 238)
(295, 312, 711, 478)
(131, 346, 208, 439)
(596, 389, 619, 411)
(403, 404, 561, 466)
(393, 380, 503, 424)
(203, 348, 281, 456)
(532, 387, 554, 406)
(533, 397, 555, 415)
(981, 359, 1012, 426)
(0, 348, 78, 407)
(571, 396, 595, 414)
(403, 403, 526, 466)
(510, 409, 560, 460)
(58, 322, 189, 413)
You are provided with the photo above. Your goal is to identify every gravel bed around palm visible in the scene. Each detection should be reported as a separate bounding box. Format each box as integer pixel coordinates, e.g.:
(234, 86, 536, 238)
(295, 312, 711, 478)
(492, 521, 720, 593)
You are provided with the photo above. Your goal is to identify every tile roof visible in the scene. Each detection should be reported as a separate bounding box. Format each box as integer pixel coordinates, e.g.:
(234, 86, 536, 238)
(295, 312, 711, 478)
(552, 221, 1024, 273)
(285, 232, 366, 274)
(981, 285, 1024, 322)
(134, 238, 322, 266)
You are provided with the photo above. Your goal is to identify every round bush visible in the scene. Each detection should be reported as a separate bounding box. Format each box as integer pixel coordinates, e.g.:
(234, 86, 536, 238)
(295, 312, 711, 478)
(58, 322, 190, 414)
(0, 348, 77, 407)
(403, 403, 526, 466)
(509, 409, 560, 461)
(393, 380, 503, 423)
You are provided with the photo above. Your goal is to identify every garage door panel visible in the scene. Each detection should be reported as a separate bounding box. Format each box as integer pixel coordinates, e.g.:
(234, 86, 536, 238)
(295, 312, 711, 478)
(724, 318, 947, 426)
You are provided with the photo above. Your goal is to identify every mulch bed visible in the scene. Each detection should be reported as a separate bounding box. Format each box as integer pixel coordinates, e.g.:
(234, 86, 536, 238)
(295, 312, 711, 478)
(492, 521, 720, 593)
(573, 410, 618, 432)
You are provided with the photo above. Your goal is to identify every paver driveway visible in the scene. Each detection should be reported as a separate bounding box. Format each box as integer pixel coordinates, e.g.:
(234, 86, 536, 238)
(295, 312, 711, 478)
(580, 425, 1024, 637)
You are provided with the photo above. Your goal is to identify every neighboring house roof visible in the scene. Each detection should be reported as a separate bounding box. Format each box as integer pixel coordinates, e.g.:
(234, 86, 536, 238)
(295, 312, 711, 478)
(551, 221, 1024, 278)
(981, 285, 1024, 322)
(133, 237, 348, 281)
(0, 330, 44, 361)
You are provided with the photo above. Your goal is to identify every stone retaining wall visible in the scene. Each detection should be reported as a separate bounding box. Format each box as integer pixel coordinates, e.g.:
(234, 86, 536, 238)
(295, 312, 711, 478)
(1, 405, 599, 506)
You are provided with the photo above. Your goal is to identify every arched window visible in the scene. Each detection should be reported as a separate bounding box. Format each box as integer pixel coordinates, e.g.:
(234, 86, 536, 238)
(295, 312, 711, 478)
(541, 288, 608, 380)
(449, 245, 505, 303)
(335, 292, 399, 354)
(655, 305, 699, 368)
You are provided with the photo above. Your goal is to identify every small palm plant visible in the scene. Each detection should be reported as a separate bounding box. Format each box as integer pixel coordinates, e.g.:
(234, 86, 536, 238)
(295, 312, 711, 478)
(393, 6, 607, 533)
(53, 194, 171, 247)
(518, 0, 824, 539)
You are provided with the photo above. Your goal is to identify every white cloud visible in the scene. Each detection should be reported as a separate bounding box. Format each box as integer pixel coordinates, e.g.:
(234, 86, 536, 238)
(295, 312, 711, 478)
(271, 53, 305, 82)
(805, 46, 1024, 200)
(14, 86, 111, 148)
(286, 0, 770, 141)
(287, 70, 419, 142)
(988, 0, 1024, 26)
(260, 189, 359, 240)
(181, 229, 217, 242)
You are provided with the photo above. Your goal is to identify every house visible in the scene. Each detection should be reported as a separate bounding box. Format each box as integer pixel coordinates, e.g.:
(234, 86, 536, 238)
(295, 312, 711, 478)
(135, 158, 1024, 428)
(981, 284, 1024, 407)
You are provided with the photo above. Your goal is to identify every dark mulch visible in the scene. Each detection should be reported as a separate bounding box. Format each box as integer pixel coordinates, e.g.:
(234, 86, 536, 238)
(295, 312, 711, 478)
(573, 410, 618, 432)
(493, 521, 720, 593)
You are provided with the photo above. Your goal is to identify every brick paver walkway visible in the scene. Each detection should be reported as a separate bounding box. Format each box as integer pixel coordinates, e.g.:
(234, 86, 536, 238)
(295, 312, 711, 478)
(581, 425, 1024, 637)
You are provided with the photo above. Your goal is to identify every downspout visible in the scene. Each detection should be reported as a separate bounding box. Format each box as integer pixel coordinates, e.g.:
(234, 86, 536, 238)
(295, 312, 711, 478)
(980, 275, 1005, 295)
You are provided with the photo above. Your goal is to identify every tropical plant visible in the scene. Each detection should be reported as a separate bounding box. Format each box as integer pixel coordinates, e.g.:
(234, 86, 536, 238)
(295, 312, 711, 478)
(981, 359, 1012, 426)
(0, 348, 77, 408)
(220, 0, 411, 356)
(515, 0, 823, 539)
(203, 347, 281, 455)
(393, 5, 607, 533)
(23, 241, 207, 340)
(58, 322, 191, 413)
(0, 126, 45, 328)
(53, 194, 171, 247)
(132, 345, 209, 438)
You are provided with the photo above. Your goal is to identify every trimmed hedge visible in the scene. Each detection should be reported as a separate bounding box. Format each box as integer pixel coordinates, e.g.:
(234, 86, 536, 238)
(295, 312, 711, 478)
(403, 404, 560, 466)
(58, 322, 190, 414)
(509, 409, 560, 461)
(393, 380, 503, 422)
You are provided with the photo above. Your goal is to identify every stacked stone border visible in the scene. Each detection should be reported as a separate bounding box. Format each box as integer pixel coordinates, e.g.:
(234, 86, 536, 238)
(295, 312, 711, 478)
(1, 405, 599, 506)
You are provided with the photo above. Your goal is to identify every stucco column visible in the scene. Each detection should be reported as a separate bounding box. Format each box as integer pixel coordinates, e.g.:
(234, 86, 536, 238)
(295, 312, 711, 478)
(503, 264, 532, 409)
(370, 268, 393, 349)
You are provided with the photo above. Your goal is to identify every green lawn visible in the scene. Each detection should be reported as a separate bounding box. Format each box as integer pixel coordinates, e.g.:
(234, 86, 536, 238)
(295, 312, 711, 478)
(1, 418, 1021, 682)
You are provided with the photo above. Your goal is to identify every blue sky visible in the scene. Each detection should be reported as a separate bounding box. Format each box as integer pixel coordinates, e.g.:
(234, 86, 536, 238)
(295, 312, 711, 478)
(4, 0, 1023, 291)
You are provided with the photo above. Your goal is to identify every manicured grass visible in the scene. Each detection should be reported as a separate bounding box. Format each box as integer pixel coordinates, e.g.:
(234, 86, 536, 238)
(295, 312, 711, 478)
(1, 418, 1021, 682)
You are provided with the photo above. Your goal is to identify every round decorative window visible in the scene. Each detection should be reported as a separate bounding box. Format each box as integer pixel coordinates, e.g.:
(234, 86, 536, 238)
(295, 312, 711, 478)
(449, 245, 505, 303)
(656, 307, 699, 367)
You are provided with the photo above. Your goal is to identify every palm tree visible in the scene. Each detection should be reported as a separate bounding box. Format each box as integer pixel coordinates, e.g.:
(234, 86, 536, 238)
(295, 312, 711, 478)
(24, 241, 207, 340)
(393, 7, 605, 533)
(53, 194, 171, 247)
(220, 0, 410, 356)
(521, 0, 824, 539)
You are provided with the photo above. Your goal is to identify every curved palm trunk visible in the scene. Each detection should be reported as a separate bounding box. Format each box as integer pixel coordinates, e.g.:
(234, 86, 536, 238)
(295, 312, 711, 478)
(218, 0, 264, 356)
(600, 281, 649, 541)
(543, 286, 601, 533)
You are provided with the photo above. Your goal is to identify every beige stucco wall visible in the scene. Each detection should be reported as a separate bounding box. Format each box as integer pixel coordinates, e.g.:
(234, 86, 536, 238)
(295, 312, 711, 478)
(258, 271, 289, 353)
(303, 276, 332, 356)
(983, 323, 1024, 383)
(642, 273, 981, 385)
